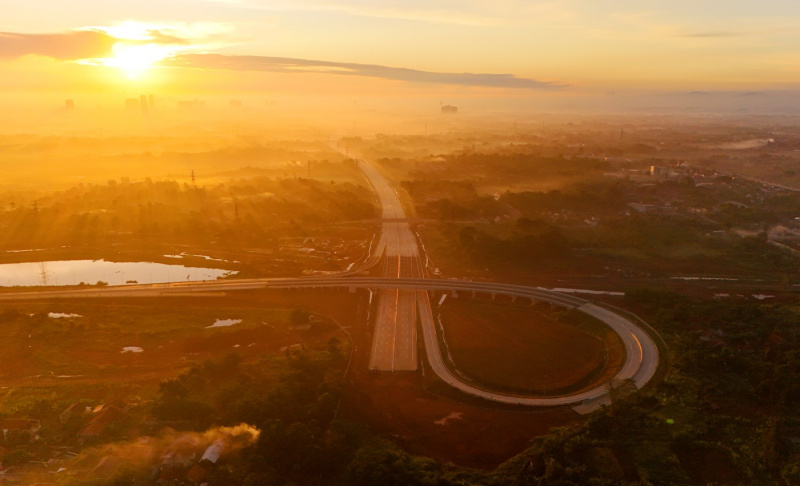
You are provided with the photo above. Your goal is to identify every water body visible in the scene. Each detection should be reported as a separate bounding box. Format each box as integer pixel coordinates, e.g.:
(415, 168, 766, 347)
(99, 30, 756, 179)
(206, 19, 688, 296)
(0, 259, 236, 287)
(207, 318, 242, 328)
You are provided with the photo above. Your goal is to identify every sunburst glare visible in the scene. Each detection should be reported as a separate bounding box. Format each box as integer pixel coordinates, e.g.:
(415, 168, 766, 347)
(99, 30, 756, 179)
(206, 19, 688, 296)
(103, 42, 173, 79)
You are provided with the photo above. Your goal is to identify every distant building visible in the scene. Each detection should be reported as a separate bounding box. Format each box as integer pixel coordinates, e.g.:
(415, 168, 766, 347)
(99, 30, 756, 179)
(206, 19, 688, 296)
(155, 437, 204, 485)
(441, 105, 458, 114)
(125, 98, 140, 109)
(60, 401, 88, 423)
(1, 418, 41, 442)
(650, 165, 681, 179)
(139, 94, 149, 111)
(201, 441, 224, 464)
(230, 100, 242, 108)
(650, 166, 669, 177)
(65, 99, 74, 110)
(79, 402, 127, 441)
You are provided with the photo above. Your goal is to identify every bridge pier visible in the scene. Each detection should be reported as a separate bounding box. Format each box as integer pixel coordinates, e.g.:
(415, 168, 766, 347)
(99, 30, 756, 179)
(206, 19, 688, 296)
(511, 296, 517, 303)
(471, 291, 476, 299)
(491, 293, 496, 301)
(349, 286, 356, 293)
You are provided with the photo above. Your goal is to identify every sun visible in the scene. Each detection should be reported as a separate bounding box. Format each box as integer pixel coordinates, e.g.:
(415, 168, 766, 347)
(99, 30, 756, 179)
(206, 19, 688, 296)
(78, 21, 230, 81)
(105, 42, 172, 79)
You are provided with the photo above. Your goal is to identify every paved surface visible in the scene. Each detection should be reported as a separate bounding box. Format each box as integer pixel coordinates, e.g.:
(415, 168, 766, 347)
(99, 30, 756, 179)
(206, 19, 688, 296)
(369, 255, 419, 370)
(356, 158, 422, 371)
(414, 285, 658, 412)
(0, 276, 660, 412)
(0, 153, 662, 412)
(351, 150, 661, 407)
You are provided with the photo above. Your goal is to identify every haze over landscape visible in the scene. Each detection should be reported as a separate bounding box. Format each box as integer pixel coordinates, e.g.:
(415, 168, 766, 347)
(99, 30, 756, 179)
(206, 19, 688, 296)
(2, 0, 800, 114)
(2, 1, 800, 485)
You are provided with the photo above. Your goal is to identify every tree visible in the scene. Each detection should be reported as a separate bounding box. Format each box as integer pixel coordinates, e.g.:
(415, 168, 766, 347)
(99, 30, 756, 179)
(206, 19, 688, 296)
(2, 447, 32, 467)
(607, 378, 637, 412)
(459, 226, 478, 247)
(159, 378, 189, 399)
(327, 337, 342, 358)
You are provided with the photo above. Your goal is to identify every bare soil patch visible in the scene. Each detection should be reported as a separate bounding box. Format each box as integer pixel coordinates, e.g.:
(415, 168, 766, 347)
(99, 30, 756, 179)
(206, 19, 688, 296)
(438, 299, 608, 394)
(0, 289, 361, 409)
(339, 293, 581, 469)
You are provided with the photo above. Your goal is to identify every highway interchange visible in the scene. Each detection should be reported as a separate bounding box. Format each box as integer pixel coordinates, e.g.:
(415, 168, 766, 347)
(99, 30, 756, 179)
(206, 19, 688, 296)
(0, 155, 661, 414)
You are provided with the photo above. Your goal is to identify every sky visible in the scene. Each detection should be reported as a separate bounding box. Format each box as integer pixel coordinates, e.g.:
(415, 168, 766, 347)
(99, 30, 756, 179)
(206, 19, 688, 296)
(1, 0, 799, 111)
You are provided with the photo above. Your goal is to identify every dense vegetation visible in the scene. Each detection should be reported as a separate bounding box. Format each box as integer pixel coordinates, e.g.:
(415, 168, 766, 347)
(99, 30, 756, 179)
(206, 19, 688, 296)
(0, 168, 375, 249)
(5, 132, 800, 484)
(398, 154, 800, 276)
(137, 292, 800, 484)
(5, 291, 800, 484)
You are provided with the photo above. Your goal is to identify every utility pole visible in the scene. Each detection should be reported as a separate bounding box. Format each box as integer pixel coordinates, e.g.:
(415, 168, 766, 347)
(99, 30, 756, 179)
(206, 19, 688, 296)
(191, 169, 196, 188)
(39, 262, 48, 286)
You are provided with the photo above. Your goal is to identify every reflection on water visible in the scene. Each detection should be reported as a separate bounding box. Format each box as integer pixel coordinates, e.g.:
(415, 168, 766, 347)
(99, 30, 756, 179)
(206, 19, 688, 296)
(0, 259, 237, 287)
(207, 318, 243, 328)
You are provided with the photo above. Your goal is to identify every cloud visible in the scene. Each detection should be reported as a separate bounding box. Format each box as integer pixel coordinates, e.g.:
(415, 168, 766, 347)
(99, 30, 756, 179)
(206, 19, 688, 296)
(162, 53, 566, 89)
(0, 30, 117, 60)
(200, 0, 579, 27)
(0, 26, 221, 62)
(681, 31, 745, 38)
(93, 21, 235, 44)
(201, 0, 501, 26)
(138, 29, 191, 46)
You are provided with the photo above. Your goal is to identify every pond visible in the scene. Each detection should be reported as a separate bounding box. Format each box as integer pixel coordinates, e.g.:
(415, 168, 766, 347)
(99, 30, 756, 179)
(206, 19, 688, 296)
(0, 259, 237, 287)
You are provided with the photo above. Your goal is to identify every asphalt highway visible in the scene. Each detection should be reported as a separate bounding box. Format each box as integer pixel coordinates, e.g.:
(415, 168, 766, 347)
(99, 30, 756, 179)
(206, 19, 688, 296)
(369, 255, 419, 370)
(0, 275, 659, 411)
(355, 158, 423, 371)
(0, 153, 661, 412)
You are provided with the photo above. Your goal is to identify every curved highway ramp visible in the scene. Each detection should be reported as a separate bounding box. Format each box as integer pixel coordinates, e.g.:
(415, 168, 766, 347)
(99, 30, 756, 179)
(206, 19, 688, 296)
(0, 153, 661, 415)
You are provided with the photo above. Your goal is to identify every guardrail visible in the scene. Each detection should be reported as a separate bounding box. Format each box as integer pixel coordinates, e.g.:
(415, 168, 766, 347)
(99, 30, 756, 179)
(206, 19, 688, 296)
(0, 275, 660, 412)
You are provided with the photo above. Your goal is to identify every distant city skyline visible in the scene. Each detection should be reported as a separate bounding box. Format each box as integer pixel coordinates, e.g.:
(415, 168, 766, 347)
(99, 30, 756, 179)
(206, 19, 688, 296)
(1, 0, 799, 109)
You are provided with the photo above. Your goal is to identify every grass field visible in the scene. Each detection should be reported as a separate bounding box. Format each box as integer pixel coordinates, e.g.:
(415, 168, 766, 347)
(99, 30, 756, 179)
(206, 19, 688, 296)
(0, 290, 355, 415)
(438, 299, 613, 395)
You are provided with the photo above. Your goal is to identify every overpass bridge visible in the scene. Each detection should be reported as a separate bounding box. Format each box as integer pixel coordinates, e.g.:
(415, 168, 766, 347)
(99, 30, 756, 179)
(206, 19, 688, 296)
(0, 277, 587, 307)
(0, 276, 659, 412)
(0, 152, 661, 412)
